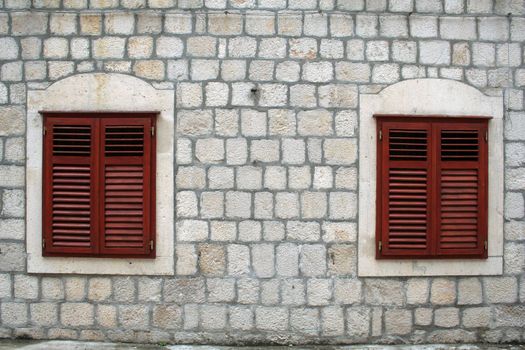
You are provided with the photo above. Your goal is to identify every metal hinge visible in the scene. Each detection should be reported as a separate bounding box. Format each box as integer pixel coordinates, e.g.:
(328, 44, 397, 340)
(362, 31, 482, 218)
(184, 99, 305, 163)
(42, 239, 46, 249)
(379, 129, 382, 141)
(484, 240, 488, 250)
(43, 126, 47, 136)
(150, 240, 154, 251)
(378, 241, 382, 252)
(485, 131, 488, 142)
(151, 126, 155, 136)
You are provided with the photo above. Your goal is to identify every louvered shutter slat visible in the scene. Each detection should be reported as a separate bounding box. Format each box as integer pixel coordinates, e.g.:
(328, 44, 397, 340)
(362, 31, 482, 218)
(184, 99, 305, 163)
(43, 118, 98, 255)
(99, 118, 154, 257)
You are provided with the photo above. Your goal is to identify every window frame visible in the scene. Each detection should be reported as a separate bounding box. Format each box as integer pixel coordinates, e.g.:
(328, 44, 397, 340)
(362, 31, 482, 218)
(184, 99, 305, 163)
(42, 112, 157, 259)
(26, 73, 174, 275)
(357, 79, 503, 277)
(374, 115, 490, 260)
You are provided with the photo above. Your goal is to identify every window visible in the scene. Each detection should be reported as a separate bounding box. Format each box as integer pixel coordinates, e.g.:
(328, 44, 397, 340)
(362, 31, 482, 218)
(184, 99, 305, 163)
(375, 115, 489, 259)
(42, 113, 156, 258)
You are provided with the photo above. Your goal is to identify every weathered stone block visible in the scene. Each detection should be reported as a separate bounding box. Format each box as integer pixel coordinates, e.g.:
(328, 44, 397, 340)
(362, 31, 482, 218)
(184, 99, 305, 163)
(290, 308, 319, 335)
(365, 279, 404, 306)
(12, 13, 48, 35)
(289, 166, 312, 190)
(229, 306, 253, 330)
(346, 306, 370, 338)
(329, 192, 357, 219)
(328, 245, 356, 275)
(300, 244, 327, 277)
(289, 38, 317, 59)
(419, 41, 450, 65)
(163, 278, 205, 303)
(434, 307, 459, 327)
(209, 13, 242, 35)
(440, 17, 476, 39)
(61, 303, 94, 327)
(251, 243, 275, 278)
(195, 138, 224, 164)
(238, 220, 261, 241)
(14, 275, 38, 300)
(290, 84, 316, 108)
(319, 84, 358, 108)
(88, 278, 111, 301)
(119, 305, 149, 329)
(41, 278, 64, 300)
(133, 60, 165, 80)
(96, 304, 117, 328)
(227, 244, 250, 276)
(30, 303, 58, 327)
(0, 38, 19, 60)
(301, 192, 327, 219)
(176, 166, 206, 190)
(177, 110, 212, 136)
(0, 243, 24, 272)
(255, 306, 288, 331)
(479, 17, 509, 41)
(484, 276, 518, 303)
(200, 192, 224, 219)
(175, 244, 198, 275)
(385, 309, 412, 334)
(199, 244, 226, 276)
(430, 278, 456, 305)
(201, 305, 227, 330)
(298, 109, 333, 136)
(302, 62, 333, 82)
(138, 277, 162, 302)
(275, 192, 299, 218)
(93, 37, 125, 59)
(176, 220, 208, 241)
(1, 302, 27, 326)
(356, 14, 378, 37)
(463, 307, 491, 328)
(379, 15, 408, 37)
(234, 278, 258, 305)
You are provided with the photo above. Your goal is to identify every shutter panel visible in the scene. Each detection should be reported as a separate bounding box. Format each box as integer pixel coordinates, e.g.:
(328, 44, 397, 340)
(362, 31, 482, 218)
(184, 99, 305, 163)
(43, 117, 98, 256)
(377, 121, 432, 258)
(435, 123, 488, 258)
(99, 117, 155, 257)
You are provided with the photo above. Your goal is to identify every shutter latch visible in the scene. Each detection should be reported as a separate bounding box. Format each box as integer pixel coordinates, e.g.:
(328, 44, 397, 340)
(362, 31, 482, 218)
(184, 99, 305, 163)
(150, 240, 154, 251)
(379, 130, 382, 141)
(151, 126, 155, 136)
(42, 239, 46, 249)
(378, 241, 382, 252)
(484, 240, 488, 250)
(43, 126, 47, 136)
(485, 131, 488, 142)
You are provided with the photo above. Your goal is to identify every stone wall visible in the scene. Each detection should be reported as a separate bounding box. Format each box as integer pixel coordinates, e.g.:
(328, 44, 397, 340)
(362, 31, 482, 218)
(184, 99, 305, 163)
(0, 0, 524, 345)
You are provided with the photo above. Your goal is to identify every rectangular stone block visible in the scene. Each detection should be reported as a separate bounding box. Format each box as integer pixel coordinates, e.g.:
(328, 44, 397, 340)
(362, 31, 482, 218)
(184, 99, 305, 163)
(11, 12, 48, 35)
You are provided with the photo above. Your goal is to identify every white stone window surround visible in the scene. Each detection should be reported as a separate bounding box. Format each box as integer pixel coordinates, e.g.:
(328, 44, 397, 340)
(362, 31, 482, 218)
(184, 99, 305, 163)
(27, 73, 174, 275)
(358, 78, 504, 277)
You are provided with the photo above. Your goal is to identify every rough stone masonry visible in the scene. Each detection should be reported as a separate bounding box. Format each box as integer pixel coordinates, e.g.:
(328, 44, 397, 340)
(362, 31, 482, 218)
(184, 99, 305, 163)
(0, 0, 524, 346)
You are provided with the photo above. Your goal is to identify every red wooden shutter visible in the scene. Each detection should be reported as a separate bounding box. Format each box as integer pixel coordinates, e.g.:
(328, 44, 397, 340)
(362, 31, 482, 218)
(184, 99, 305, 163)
(377, 121, 432, 258)
(99, 117, 155, 257)
(435, 122, 488, 258)
(376, 116, 489, 259)
(43, 117, 98, 256)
